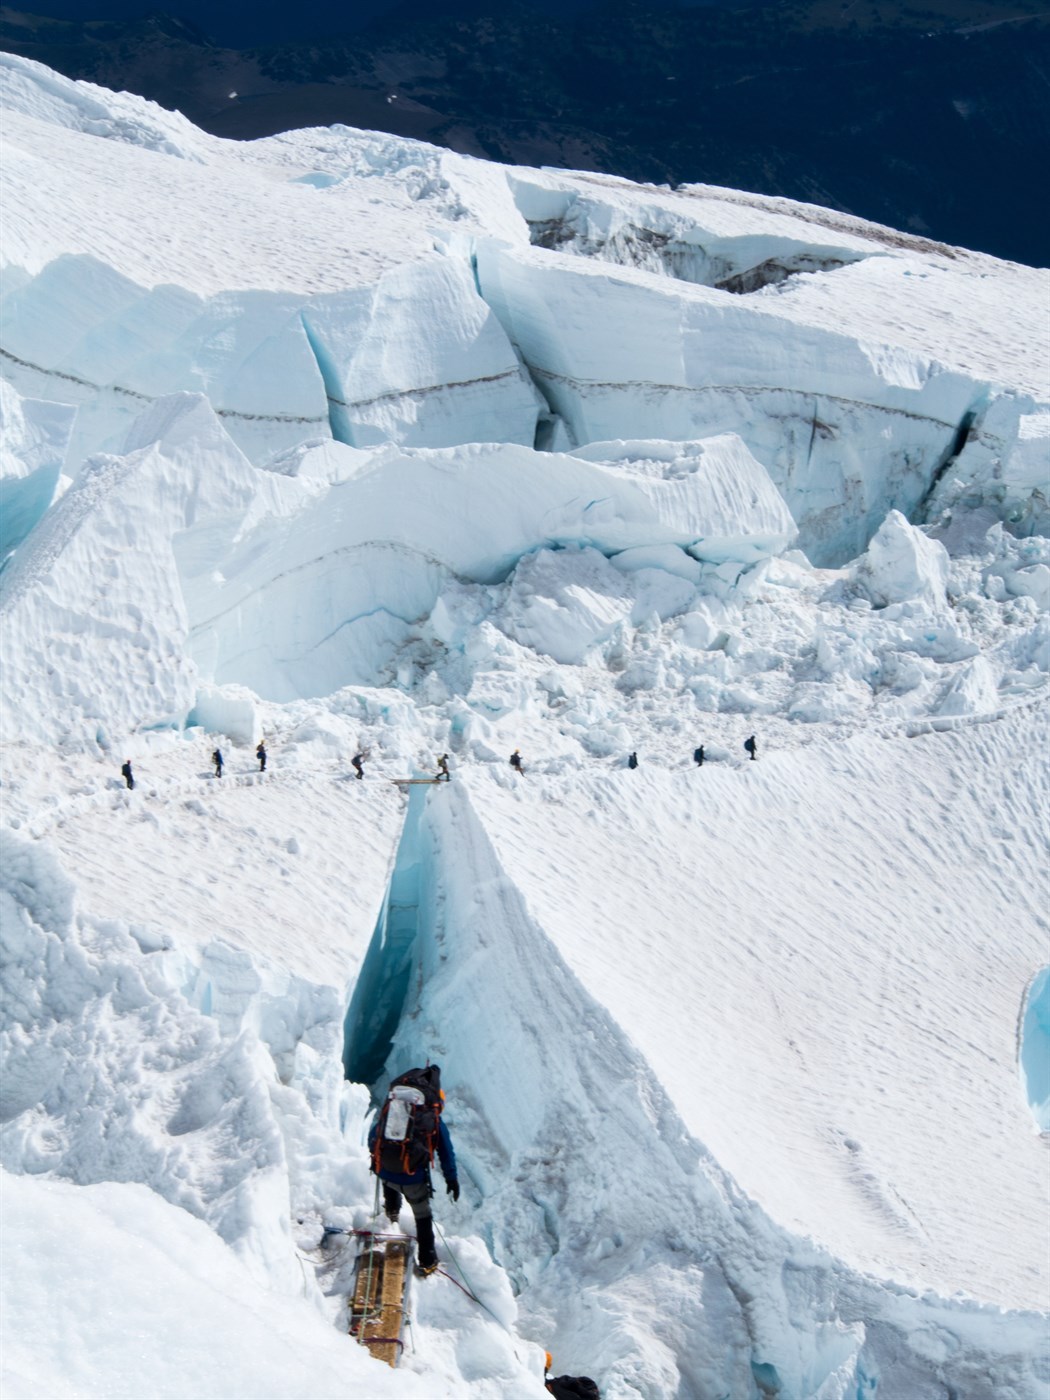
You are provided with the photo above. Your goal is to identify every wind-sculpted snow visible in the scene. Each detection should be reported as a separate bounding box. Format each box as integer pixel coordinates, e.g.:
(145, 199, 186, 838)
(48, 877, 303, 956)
(0, 51, 213, 160)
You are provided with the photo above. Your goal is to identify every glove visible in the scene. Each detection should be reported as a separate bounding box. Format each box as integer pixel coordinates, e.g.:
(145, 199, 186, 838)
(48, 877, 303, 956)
(446, 1179, 460, 1201)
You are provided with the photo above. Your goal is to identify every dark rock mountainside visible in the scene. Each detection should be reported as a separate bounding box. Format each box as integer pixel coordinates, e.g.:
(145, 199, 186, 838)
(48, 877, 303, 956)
(2, 0, 1048, 266)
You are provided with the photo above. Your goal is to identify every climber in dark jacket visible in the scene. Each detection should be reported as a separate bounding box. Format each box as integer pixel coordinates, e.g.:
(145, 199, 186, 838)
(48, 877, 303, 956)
(212, 748, 223, 778)
(693, 745, 704, 767)
(120, 760, 134, 790)
(368, 1085, 459, 1277)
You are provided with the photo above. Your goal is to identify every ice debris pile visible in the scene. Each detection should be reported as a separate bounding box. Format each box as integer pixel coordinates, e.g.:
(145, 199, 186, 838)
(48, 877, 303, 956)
(1, 51, 1048, 1400)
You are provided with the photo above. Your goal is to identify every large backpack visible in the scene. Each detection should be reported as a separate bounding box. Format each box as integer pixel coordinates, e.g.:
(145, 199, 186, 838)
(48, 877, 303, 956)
(546, 1379, 601, 1400)
(372, 1065, 443, 1176)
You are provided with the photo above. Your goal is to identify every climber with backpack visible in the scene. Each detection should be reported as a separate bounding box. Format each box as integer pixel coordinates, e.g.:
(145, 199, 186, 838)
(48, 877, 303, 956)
(368, 1064, 459, 1278)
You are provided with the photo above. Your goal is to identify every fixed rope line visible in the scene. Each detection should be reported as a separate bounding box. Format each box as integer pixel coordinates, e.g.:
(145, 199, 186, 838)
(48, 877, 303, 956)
(434, 1220, 514, 1334)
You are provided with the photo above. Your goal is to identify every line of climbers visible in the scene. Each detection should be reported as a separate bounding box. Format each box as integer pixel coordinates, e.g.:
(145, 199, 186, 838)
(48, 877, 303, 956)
(119, 741, 268, 790)
(120, 733, 760, 791)
(509, 736, 759, 775)
(369, 1063, 601, 1398)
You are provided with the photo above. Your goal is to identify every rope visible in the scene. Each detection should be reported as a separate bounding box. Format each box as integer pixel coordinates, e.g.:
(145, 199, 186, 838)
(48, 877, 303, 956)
(360, 1336, 405, 1354)
(436, 1268, 483, 1304)
(433, 1221, 510, 1332)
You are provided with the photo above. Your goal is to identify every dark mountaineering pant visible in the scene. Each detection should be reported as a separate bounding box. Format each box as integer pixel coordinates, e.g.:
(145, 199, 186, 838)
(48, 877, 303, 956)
(383, 1180, 437, 1269)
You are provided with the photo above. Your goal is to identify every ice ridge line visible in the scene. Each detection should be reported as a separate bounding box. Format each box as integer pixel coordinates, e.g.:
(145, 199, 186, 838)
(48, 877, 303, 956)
(0, 348, 328, 426)
(187, 539, 475, 632)
(325, 367, 523, 414)
(565, 171, 961, 258)
(527, 363, 962, 432)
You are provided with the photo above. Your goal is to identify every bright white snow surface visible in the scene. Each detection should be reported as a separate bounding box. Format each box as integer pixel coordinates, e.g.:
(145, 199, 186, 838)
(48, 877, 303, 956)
(1, 54, 1049, 1400)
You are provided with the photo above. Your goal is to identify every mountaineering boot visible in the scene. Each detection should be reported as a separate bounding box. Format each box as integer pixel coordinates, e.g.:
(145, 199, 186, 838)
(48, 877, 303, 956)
(415, 1214, 438, 1276)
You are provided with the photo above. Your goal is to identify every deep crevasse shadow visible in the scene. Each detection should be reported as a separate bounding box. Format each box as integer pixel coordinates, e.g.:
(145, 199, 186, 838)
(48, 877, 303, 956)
(342, 779, 428, 1095)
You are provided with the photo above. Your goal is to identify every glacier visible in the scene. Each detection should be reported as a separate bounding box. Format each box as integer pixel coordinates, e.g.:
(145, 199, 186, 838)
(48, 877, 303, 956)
(1, 50, 1048, 1400)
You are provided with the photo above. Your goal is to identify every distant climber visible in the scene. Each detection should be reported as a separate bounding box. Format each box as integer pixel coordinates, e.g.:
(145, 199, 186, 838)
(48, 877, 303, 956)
(369, 1065, 459, 1279)
(436, 753, 450, 782)
(120, 760, 134, 791)
(544, 1355, 601, 1399)
(627, 751, 638, 769)
(352, 752, 365, 780)
(256, 740, 267, 772)
(212, 748, 223, 778)
(510, 748, 525, 775)
(693, 745, 704, 767)
(744, 735, 757, 761)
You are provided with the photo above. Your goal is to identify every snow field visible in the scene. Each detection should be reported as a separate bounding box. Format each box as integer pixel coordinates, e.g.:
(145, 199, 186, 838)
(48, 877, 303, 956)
(461, 711, 1050, 1310)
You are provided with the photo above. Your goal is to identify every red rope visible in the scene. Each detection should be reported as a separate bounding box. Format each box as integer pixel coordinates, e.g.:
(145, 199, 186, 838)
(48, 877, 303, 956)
(436, 1268, 482, 1305)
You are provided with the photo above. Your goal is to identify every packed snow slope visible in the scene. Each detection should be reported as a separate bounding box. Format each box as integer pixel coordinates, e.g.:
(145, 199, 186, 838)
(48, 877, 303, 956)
(1, 54, 1049, 1400)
